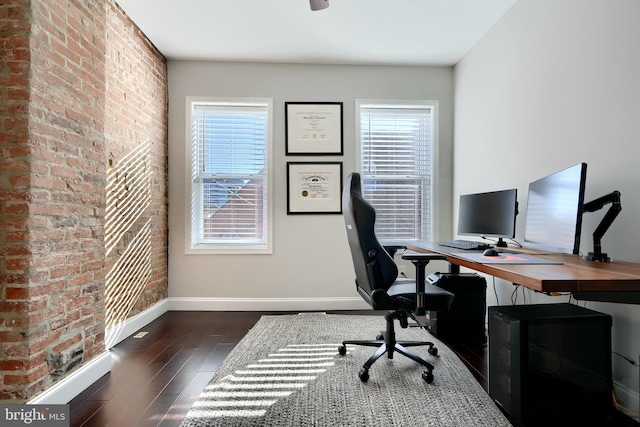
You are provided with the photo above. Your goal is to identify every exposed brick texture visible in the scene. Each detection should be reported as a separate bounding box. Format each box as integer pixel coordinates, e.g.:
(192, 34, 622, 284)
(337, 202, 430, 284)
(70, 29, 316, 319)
(0, 0, 168, 402)
(105, 2, 168, 321)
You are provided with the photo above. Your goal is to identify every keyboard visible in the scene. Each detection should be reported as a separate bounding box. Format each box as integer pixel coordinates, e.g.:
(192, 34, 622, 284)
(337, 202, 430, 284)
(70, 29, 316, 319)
(438, 239, 493, 250)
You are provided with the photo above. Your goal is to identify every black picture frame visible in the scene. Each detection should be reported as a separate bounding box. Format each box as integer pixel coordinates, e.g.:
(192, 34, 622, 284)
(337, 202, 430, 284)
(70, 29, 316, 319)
(286, 162, 343, 214)
(285, 102, 343, 155)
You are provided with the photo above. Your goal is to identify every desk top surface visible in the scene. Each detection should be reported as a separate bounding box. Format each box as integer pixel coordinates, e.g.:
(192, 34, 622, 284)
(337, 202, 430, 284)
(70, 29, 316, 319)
(407, 241, 640, 293)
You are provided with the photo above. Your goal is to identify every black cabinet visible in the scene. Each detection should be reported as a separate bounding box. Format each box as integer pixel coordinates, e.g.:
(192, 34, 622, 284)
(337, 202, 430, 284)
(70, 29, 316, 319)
(488, 303, 613, 426)
(426, 272, 487, 343)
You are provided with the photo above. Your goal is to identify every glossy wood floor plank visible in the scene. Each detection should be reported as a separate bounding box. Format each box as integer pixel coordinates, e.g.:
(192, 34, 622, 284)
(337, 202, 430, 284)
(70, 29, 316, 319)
(69, 311, 263, 427)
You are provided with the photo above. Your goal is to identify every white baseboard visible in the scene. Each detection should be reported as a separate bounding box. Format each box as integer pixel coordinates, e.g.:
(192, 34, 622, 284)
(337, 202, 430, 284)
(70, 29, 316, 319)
(28, 352, 111, 405)
(105, 299, 170, 349)
(169, 296, 370, 311)
(28, 299, 170, 405)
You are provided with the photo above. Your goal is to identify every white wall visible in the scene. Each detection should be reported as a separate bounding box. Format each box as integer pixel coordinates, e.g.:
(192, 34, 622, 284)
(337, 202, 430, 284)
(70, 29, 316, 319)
(168, 62, 455, 309)
(455, 0, 640, 414)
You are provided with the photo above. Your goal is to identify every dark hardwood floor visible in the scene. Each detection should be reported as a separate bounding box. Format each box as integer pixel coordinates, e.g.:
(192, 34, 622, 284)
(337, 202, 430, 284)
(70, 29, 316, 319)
(70, 311, 265, 427)
(69, 310, 636, 427)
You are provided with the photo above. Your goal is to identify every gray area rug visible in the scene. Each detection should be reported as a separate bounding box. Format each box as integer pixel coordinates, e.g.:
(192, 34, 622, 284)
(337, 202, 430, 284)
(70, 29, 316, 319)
(181, 313, 511, 426)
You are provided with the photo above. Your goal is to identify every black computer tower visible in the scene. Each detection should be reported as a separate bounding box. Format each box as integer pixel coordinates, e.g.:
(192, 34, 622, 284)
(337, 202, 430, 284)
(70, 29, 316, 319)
(488, 304, 613, 426)
(426, 272, 487, 343)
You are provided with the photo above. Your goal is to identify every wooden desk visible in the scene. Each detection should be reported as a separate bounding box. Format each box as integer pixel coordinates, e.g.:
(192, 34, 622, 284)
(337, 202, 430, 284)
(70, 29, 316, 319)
(407, 241, 640, 297)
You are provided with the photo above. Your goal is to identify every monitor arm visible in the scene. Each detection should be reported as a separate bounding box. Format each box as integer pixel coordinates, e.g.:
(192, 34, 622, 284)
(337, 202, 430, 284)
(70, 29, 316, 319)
(583, 190, 621, 262)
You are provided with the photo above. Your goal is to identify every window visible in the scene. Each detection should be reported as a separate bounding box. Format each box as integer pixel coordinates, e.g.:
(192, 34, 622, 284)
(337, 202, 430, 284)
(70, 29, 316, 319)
(187, 98, 273, 253)
(356, 100, 437, 243)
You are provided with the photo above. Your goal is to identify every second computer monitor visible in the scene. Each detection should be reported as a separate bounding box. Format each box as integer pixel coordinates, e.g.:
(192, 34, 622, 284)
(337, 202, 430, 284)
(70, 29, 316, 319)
(523, 163, 587, 254)
(458, 188, 518, 247)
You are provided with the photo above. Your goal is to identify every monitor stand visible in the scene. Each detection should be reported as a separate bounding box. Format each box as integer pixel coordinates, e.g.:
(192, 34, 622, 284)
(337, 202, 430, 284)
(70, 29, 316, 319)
(583, 190, 621, 262)
(495, 238, 508, 248)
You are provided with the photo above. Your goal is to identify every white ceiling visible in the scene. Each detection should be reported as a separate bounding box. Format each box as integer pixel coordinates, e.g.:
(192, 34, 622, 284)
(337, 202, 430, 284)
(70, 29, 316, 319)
(116, 0, 517, 66)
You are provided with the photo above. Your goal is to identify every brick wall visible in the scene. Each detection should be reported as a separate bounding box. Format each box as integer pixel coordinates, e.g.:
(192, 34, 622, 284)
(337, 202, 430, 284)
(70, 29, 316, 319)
(0, 0, 33, 401)
(105, 2, 168, 322)
(0, 0, 168, 402)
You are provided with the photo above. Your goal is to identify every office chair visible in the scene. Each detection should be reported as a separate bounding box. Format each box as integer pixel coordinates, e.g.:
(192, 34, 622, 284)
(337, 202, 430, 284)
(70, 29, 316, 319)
(338, 172, 454, 383)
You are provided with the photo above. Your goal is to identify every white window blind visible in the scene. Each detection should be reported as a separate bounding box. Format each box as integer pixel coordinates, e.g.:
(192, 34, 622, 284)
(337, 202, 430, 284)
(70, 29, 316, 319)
(188, 99, 272, 253)
(358, 101, 435, 242)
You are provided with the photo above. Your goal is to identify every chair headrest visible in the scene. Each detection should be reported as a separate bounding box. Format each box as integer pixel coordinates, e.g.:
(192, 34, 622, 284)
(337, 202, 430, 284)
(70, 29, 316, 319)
(346, 172, 362, 198)
(349, 172, 362, 194)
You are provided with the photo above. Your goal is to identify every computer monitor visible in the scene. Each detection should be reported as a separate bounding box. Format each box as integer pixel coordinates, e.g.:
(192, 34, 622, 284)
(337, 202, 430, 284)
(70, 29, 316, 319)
(458, 188, 518, 247)
(523, 163, 587, 254)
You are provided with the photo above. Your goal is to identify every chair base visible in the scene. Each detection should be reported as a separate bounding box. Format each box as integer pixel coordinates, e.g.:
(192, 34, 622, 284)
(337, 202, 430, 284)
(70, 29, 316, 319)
(338, 310, 438, 383)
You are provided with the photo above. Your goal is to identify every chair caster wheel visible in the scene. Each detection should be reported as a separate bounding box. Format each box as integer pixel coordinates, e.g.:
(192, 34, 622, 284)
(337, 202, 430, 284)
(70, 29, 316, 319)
(428, 346, 438, 356)
(358, 368, 369, 382)
(376, 334, 384, 340)
(422, 370, 434, 383)
(338, 344, 347, 356)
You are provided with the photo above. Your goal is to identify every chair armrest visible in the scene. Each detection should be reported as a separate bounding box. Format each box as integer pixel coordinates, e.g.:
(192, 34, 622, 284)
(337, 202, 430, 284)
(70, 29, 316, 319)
(401, 252, 448, 315)
(400, 252, 447, 263)
(384, 244, 407, 258)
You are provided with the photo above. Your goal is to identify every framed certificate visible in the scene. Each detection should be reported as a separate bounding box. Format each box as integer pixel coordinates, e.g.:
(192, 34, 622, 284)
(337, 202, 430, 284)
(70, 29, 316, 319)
(285, 102, 343, 155)
(287, 162, 343, 214)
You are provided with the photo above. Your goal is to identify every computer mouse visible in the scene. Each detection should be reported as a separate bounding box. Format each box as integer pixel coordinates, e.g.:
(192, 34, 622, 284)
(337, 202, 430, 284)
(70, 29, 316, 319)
(483, 248, 500, 257)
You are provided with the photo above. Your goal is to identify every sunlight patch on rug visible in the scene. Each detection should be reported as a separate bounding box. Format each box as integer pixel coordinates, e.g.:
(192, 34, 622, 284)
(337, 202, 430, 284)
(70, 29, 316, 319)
(189, 343, 344, 420)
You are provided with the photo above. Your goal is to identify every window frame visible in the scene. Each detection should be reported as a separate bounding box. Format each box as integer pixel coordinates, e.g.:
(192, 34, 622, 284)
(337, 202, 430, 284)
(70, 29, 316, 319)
(185, 96, 273, 254)
(355, 99, 439, 244)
